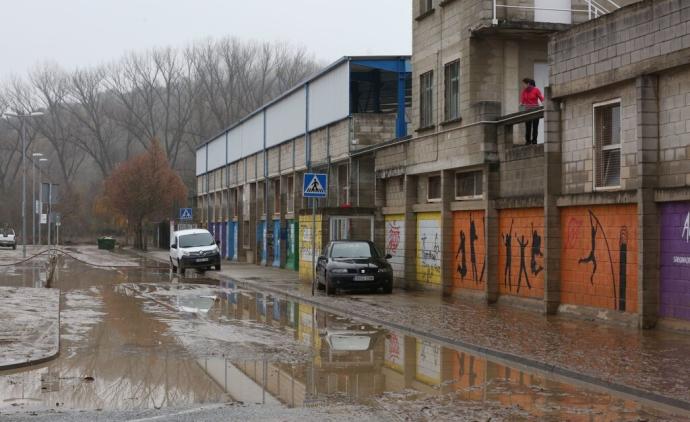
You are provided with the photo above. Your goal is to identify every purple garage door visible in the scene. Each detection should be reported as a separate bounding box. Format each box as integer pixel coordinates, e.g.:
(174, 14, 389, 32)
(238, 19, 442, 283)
(660, 202, 690, 321)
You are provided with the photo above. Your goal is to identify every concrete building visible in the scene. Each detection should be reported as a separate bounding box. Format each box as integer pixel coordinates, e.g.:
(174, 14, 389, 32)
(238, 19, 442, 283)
(545, 0, 690, 328)
(195, 56, 411, 281)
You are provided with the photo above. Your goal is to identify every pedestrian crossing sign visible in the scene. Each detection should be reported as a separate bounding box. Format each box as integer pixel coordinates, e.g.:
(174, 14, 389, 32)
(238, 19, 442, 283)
(303, 173, 327, 198)
(179, 208, 193, 220)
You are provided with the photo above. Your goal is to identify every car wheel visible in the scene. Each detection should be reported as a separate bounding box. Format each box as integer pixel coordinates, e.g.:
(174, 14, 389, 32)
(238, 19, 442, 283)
(383, 280, 393, 294)
(317, 270, 327, 290)
(12, 245, 16, 250)
(170, 258, 177, 271)
(326, 275, 336, 296)
(178, 260, 185, 276)
(215, 264, 221, 271)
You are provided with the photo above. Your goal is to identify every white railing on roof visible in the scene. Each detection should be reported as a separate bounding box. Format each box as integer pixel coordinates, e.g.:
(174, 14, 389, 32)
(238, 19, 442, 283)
(492, 0, 621, 25)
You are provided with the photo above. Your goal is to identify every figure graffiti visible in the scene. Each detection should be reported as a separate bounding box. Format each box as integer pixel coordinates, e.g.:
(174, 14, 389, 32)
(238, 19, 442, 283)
(456, 231, 468, 280)
(579, 211, 599, 283)
(516, 234, 531, 293)
(577, 209, 619, 309)
(683, 212, 690, 243)
(502, 219, 514, 290)
(469, 214, 479, 282)
(530, 222, 543, 276)
(421, 232, 441, 283)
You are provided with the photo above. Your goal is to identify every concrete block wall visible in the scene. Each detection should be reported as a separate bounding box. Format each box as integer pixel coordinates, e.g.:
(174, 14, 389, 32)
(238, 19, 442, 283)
(560, 82, 638, 194)
(549, 0, 690, 98)
(658, 67, 690, 188)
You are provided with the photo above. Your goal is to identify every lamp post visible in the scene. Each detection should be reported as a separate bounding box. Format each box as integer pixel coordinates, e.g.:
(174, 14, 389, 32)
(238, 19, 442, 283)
(36, 157, 48, 245)
(3, 110, 45, 258)
(31, 153, 43, 245)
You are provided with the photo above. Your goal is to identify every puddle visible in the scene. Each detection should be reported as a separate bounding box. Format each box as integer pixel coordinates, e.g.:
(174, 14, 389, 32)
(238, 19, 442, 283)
(0, 253, 687, 419)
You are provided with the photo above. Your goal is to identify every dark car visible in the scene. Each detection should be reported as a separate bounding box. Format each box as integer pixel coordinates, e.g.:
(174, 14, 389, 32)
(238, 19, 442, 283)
(316, 240, 393, 295)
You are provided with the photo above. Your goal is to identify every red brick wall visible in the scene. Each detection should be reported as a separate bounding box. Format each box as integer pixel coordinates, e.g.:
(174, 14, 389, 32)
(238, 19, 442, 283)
(452, 211, 486, 291)
(498, 208, 545, 299)
(560, 205, 638, 312)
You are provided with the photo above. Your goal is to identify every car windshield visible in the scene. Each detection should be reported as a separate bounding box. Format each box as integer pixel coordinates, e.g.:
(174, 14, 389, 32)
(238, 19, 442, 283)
(179, 233, 215, 248)
(330, 242, 376, 258)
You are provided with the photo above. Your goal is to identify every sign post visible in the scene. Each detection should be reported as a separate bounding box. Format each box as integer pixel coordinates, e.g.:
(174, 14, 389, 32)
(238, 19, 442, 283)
(303, 173, 327, 296)
(179, 208, 193, 221)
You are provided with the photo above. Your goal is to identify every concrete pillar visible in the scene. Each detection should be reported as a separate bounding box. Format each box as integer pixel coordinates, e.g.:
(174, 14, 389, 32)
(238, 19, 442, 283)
(374, 175, 386, 251)
(404, 174, 418, 290)
(484, 163, 500, 303)
(636, 74, 660, 329)
(441, 169, 455, 296)
(543, 87, 563, 315)
(279, 175, 288, 268)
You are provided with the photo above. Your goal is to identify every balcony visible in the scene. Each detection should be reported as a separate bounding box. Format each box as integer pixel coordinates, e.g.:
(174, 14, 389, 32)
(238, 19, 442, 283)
(472, 0, 622, 37)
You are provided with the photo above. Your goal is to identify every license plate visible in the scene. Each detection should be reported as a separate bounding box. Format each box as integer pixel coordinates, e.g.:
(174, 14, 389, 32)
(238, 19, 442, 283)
(196, 258, 209, 262)
(353, 275, 374, 281)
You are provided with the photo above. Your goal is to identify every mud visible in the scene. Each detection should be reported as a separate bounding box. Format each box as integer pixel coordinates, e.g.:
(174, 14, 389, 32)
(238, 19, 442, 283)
(0, 249, 687, 420)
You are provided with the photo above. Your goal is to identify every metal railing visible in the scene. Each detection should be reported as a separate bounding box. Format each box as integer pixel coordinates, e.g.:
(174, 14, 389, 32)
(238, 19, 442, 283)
(492, 0, 621, 25)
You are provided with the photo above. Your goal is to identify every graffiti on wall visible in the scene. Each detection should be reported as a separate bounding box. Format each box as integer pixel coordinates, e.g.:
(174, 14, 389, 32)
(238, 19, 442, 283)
(452, 211, 485, 290)
(299, 214, 322, 282)
(384, 332, 405, 373)
(498, 208, 545, 299)
(660, 203, 690, 321)
(560, 205, 637, 312)
(385, 215, 406, 280)
(417, 212, 441, 284)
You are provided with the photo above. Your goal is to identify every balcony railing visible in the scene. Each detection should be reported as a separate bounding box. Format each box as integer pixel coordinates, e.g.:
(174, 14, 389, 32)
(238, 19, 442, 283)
(492, 0, 621, 25)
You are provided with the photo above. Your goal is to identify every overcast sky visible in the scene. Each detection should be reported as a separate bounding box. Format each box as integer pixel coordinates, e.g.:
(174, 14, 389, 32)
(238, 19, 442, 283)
(0, 0, 412, 81)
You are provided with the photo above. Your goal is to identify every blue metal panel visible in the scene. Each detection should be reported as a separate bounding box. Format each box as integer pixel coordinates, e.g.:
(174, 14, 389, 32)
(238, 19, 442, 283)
(351, 59, 411, 73)
(273, 219, 281, 267)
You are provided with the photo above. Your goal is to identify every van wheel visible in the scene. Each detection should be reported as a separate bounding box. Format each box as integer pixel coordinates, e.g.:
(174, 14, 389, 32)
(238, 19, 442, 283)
(178, 260, 185, 276)
(215, 264, 221, 271)
(170, 258, 177, 271)
(12, 245, 16, 250)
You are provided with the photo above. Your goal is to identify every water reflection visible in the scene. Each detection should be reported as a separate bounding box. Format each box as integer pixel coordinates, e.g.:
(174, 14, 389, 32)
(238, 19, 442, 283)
(200, 279, 681, 419)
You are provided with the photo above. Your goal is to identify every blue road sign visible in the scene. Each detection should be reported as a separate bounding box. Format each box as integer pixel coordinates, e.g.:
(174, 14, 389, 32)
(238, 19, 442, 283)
(303, 173, 327, 198)
(179, 208, 193, 220)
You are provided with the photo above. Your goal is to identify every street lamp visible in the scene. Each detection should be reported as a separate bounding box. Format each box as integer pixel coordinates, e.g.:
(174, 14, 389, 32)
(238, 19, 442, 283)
(31, 153, 43, 245)
(3, 110, 45, 258)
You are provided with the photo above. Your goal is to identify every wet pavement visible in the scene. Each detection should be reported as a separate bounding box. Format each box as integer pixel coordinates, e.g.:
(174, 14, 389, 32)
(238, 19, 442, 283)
(140, 249, 690, 412)
(0, 247, 688, 420)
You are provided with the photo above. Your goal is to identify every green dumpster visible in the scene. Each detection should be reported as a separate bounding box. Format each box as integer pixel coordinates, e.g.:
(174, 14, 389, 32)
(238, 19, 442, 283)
(97, 237, 116, 250)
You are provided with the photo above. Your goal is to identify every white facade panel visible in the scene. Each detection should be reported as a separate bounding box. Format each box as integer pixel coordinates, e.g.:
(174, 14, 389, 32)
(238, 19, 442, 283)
(206, 134, 226, 171)
(241, 112, 264, 157)
(195, 146, 207, 176)
(227, 127, 242, 164)
(266, 89, 306, 148)
(308, 62, 350, 130)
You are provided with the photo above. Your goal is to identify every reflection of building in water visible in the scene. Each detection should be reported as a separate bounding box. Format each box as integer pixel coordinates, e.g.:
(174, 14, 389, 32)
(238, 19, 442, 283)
(213, 289, 660, 418)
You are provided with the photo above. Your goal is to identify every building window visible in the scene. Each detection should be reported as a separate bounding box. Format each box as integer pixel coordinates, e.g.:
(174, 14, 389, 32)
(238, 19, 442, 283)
(286, 175, 294, 213)
(444, 60, 460, 121)
(338, 163, 350, 205)
(427, 175, 441, 202)
(419, 0, 433, 14)
(594, 101, 621, 188)
(273, 179, 281, 215)
(420, 71, 434, 128)
(455, 171, 483, 199)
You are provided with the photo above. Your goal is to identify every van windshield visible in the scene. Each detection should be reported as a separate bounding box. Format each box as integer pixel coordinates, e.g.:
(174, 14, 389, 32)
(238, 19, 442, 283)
(1, 228, 14, 236)
(179, 233, 215, 248)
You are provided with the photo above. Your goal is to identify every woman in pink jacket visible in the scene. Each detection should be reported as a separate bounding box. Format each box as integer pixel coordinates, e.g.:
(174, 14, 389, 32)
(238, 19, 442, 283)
(520, 78, 544, 145)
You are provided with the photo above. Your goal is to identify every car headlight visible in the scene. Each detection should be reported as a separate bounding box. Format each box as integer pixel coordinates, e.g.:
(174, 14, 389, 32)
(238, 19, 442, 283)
(182, 250, 191, 256)
(330, 268, 349, 274)
(378, 267, 391, 273)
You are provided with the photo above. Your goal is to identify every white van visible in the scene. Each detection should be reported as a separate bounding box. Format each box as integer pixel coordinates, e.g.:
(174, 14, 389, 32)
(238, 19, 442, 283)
(170, 229, 221, 275)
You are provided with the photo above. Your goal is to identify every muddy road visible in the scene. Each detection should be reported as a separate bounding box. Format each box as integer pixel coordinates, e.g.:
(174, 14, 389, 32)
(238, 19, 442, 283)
(0, 249, 686, 421)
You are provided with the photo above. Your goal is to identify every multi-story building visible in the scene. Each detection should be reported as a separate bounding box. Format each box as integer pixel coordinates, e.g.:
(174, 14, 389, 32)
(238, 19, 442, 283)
(195, 56, 411, 281)
(197, 0, 690, 330)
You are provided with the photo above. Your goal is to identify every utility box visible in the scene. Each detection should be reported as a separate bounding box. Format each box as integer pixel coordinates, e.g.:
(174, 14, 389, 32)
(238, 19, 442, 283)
(97, 237, 116, 250)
